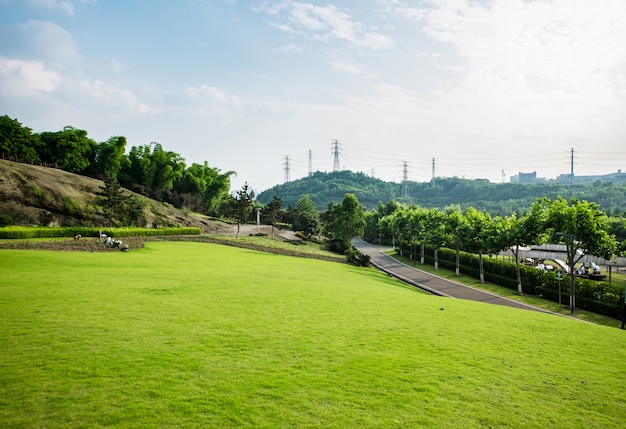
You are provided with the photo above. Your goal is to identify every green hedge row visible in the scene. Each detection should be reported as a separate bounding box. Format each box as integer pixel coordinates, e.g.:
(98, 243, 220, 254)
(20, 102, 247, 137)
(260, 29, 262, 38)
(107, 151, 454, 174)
(0, 226, 202, 239)
(417, 244, 625, 319)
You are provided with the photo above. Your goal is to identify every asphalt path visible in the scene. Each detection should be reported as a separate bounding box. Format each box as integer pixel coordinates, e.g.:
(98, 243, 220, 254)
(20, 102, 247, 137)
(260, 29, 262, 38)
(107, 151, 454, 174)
(352, 239, 551, 314)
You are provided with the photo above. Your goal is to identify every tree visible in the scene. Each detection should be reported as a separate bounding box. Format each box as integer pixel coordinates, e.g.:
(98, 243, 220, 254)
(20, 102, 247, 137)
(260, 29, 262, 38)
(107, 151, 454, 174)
(0, 115, 40, 163)
(544, 197, 617, 312)
(98, 175, 126, 227)
(423, 208, 448, 269)
(38, 126, 96, 174)
(493, 201, 548, 295)
(459, 207, 494, 284)
(92, 136, 128, 179)
(263, 195, 283, 239)
(326, 194, 366, 243)
(293, 195, 321, 237)
(443, 205, 465, 276)
(232, 182, 255, 238)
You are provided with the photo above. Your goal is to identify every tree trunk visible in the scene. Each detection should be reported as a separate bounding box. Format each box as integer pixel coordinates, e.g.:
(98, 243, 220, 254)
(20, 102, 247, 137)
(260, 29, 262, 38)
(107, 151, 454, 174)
(479, 251, 485, 284)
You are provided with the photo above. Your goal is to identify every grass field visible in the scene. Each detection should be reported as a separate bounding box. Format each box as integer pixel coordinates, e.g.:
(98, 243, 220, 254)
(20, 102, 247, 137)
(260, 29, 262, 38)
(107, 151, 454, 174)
(1, 241, 626, 428)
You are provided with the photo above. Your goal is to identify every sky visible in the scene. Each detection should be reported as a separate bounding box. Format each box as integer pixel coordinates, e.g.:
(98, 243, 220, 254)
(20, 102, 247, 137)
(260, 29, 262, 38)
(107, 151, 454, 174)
(1, 0, 625, 194)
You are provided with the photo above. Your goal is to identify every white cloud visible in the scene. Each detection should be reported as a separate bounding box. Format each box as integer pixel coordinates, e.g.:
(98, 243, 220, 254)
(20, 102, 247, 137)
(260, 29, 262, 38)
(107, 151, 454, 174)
(13, 20, 80, 68)
(260, 1, 393, 50)
(422, 0, 626, 109)
(0, 57, 62, 96)
(79, 79, 149, 111)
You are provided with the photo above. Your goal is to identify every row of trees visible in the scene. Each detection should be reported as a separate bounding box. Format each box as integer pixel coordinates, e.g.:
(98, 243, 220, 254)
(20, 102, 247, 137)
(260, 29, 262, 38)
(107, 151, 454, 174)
(0, 115, 234, 214)
(363, 196, 619, 298)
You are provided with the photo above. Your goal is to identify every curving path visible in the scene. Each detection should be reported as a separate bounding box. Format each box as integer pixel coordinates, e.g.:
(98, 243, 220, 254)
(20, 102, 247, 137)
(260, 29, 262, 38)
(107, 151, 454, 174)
(352, 238, 551, 314)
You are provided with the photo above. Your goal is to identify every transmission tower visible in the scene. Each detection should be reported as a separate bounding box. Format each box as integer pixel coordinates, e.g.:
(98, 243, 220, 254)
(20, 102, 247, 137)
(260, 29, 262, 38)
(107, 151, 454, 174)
(308, 149, 313, 176)
(570, 147, 575, 184)
(401, 161, 410, 198)
(431, 158, 436, 182)
(282, 155, 291, 183)
(331, 140, 341, 172)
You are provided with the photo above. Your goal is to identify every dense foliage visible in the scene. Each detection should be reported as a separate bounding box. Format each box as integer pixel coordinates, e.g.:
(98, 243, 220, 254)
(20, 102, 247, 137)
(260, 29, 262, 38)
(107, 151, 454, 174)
(257, 170, 626, 216)
(0, 115, 234, 215)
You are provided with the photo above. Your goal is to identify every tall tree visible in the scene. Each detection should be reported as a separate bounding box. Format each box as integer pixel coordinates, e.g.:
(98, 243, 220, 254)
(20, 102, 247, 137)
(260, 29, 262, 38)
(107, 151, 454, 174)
(423, 208, 448, 269)
(443, 205, 465, 276)
(93, 136, 128, 179)
(544, 196, 617, 312)
(38, 126, 96, 174)
(263, 195, 283, 239)
(0, 115, 40, 163)
(293, 194, 321, 237)
(232, 182, 255, 238)
(325, 194, 366, 244)
(459, 207, 494, 284)
(494, 201, 548, 295)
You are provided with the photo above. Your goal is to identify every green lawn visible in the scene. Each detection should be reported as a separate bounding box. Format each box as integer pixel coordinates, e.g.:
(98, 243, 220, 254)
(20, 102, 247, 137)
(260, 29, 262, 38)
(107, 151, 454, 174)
(1, 242, 626, 428)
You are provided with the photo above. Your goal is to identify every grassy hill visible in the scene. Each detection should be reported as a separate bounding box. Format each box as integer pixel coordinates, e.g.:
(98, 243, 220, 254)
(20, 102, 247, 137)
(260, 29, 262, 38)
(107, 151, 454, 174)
(1, 242, 625, 427)
(0, 159, 229, 233)
(256, 170, 626, 215)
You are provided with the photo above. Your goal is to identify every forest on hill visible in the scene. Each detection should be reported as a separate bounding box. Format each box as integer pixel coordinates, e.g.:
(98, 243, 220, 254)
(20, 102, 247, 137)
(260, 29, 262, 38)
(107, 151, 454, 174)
(257, 170, 626, 216)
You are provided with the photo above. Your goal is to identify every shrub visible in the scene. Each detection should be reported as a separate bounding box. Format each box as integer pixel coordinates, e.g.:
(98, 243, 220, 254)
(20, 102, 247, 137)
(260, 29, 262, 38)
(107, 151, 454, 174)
(0, 214, 14, 227)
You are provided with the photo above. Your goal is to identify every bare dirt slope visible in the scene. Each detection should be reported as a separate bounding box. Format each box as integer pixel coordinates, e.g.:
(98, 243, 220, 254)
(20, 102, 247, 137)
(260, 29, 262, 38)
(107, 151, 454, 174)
(0, 159, 232, 233)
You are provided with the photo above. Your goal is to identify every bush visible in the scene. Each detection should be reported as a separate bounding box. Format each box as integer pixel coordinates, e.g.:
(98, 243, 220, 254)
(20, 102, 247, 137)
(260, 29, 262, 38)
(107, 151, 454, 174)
(0, 214, 14, 227)
(345, 246, 371, 267)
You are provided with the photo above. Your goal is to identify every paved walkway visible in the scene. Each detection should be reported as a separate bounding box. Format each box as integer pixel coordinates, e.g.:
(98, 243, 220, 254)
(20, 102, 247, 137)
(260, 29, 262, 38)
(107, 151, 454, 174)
(352, 239, 551, 314)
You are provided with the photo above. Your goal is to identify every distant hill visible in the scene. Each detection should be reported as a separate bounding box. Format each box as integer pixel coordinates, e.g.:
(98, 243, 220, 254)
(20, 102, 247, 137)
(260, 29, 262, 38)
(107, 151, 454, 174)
(0, 159, 231, 232)
(257, 170, 626, 215)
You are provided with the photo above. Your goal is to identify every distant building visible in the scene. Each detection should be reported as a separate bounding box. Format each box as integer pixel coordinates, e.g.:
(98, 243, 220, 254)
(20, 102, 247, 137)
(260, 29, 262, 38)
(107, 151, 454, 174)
(556, 169, 626, 184)
(510, 171, 539, 184)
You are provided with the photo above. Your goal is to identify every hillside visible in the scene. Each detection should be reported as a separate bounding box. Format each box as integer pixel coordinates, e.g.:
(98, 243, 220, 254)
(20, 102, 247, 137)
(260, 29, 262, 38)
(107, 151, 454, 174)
(257, 170, 626, 215)
(0, 159, 230, 233)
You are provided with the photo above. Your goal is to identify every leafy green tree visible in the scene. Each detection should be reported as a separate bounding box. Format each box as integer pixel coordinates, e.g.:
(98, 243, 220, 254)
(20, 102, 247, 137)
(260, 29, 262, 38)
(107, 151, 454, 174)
(38, 126, 96, 174)
(544, 197, 617, 311)
(493, 201, 548, 295)
(232, 182, 255, 238)
(263, 195, 283, 238)
(423, 208, 448, 269)
(173, 162, 234, 213)
(459, 207, 495, 284)
(293, 195, 321, 237)
(407, 206, 428, 264)
(98, 175, 126, 227)
(443, 205, 465, 276)
(92, 136, 129, 179)
(0, 115, 40, 163)
(325, 194, 366, 244)
(119, 143, 185, 200)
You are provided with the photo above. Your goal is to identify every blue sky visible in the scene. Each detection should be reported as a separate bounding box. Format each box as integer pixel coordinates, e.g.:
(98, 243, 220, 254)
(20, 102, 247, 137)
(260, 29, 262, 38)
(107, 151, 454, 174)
(1, 0, 625, 193)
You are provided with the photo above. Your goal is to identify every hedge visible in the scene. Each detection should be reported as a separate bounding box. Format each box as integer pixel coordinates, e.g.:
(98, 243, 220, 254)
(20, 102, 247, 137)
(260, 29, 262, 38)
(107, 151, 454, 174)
(412, 244, 625, 319)
(0, 226, 202, 239)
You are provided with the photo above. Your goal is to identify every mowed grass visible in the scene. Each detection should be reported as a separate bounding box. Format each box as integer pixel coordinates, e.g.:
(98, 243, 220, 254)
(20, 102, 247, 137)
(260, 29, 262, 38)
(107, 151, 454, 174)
(1, 243, 626, 428)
